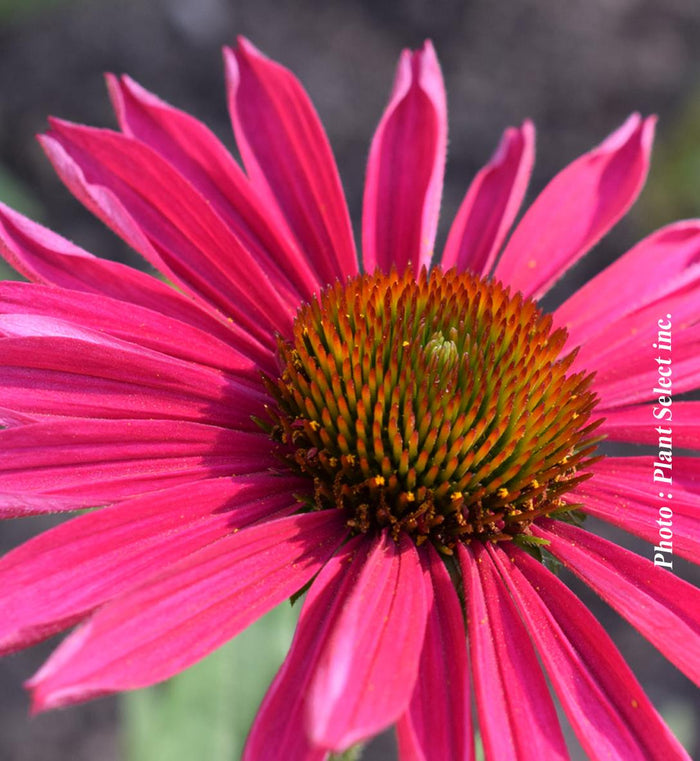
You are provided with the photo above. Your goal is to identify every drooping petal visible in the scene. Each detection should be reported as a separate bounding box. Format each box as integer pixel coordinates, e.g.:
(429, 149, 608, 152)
(569, 484, 699, 567)
(396, 543, 473, 761)
(0, 419, 276, 513)
(570, 285, 699, 381)
(599, 402, 700, 450)
(572, 457, 700, 564)
(0, 476, 302, 655)
(459, 543, 568, 761)
(40, 123, 296, 346)
(494, 114, 655, 299)
(306, 530, 429, 751)
(492, 544, 689, 761)
(584, 457, 699, 504)
(533, 520, 700, 685)
(555, 220, 700, 349)
(28, 510, 347, 711)
(0, 202, 271, 366)
(441, 121, 534, 276)
(0, 322, 264, 429)
(224, 38, 357, 283)
(243, 535, 369, 761)
(0, 281, 258, 377)
(591, 324, 700, 408)
(107, 74, 321, 302)
(362, 41, 447, 275)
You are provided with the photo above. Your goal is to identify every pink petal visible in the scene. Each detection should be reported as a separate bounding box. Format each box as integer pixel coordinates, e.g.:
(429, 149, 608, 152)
(441, 121, 534, 276)
(555, 220, 700, 349)
(107, 74, 321, 302)
(362, 41, 447, 275)
(570, 466, 700, 565)
(492, 544, 689, 761)
(0, 476, 301, 655)
(0, 281, 259, 377)
(28, 510, 346, 711)
(570, 284, 699, 382)
(243, 535, 369, 761)
(458, 543, 567, 761)
(0, 326, 263, 429)
(40, 123, 296, 347)
(591, 324, 700, 408)
(396, 543, 473, 761)
(533, 520, 700, 685)
(224, 38, 357, 284)
(0, 202, 270, 367)
(0, 419, 276, 513)
(599, 402, 700, 449)
(582, 456, 699, 508)
(306, 530, 430, 751)
(494, 114, 655, 299)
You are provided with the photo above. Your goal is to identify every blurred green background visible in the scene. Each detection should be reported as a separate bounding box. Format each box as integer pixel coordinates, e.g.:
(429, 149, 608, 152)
(0, 0, 698, 759)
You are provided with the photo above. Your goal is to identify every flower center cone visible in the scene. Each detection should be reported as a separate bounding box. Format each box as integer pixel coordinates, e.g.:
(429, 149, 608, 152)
(266, 267, 604, 554)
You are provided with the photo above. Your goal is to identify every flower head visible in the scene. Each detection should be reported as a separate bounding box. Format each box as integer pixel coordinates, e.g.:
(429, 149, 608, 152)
(0, 37, 698, 760)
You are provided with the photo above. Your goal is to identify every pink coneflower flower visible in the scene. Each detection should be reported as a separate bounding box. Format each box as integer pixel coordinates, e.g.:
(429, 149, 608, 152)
(0, 37, 698, 760)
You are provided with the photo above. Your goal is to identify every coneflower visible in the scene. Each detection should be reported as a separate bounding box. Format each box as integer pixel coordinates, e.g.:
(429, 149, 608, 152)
(0, 38, 697, 761)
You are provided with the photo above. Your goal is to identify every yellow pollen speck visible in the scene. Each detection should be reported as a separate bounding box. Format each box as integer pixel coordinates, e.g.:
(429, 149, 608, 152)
(531, 479, 540, 489)
(309, 420, 321, 431)
(374, 475, 385, 486)
(402, 340, 410, 347)
(406, 491, 415, 502)
(497, 487, 509, 498)
(450, 491, 463, 501)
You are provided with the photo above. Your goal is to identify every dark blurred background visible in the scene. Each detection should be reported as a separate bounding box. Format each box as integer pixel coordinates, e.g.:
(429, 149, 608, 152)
(0, 0, 699, 759)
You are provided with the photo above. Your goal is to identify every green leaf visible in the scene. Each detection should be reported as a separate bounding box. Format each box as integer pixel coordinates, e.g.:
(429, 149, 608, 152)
(541, 548, 564, 575)
(475, 729, 485, 761)
(512, 533, 547, 563)
(329, 745, 365, 761)
(121, 602, 300, 761)
(512, 533, 550, 548)
(549, 505, 586, 527)
(289, 575, 315, 607)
